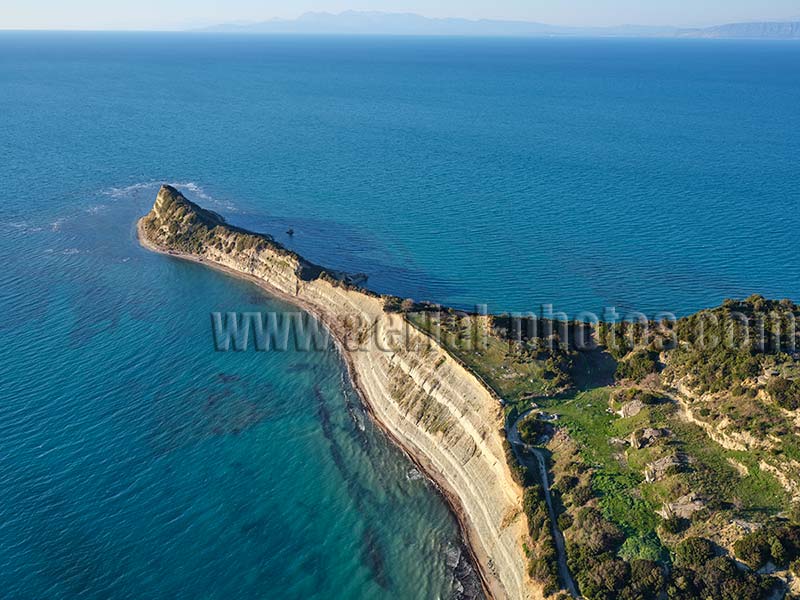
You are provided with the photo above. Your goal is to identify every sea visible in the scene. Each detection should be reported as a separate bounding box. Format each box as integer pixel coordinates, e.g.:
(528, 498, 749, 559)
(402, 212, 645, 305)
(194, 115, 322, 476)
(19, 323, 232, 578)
(0, 32, 798, 599)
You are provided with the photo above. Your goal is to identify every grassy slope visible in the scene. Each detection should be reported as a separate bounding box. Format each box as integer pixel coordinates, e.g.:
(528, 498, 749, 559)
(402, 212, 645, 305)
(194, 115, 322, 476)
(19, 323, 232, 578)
(539, 389, 787, 534)
(407, 303, 798, 597)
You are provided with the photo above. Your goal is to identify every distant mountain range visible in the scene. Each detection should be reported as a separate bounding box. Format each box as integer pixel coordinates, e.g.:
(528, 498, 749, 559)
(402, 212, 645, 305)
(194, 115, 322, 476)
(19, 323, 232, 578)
(200, 11, 800, 39)
(686, 20, 800, 39)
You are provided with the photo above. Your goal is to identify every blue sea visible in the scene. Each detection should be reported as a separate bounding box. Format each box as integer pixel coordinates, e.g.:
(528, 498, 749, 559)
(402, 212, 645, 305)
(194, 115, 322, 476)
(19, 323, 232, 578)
(1, 33, 798, 599)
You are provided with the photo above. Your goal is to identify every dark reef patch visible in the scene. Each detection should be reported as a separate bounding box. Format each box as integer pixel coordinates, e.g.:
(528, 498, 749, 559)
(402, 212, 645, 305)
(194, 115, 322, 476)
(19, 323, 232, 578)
(148, 377, 274, 455)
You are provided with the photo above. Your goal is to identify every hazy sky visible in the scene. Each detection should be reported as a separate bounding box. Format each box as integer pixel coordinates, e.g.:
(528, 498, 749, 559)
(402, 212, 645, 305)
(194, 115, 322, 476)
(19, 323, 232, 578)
(1, 0, 799, 31)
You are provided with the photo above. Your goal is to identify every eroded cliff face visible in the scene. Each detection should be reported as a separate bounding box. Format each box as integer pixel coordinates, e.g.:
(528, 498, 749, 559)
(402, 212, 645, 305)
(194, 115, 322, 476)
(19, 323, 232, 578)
(139, 185, 539, 600)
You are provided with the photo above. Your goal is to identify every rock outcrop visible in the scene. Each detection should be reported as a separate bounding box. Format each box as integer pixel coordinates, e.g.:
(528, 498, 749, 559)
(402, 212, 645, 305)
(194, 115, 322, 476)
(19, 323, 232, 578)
(617, 399, 644, 418)
(644, 453, 688, 483)
(658, 493, 706, 520)
(630, 427, 670, 450)
(139, 186, 538, 600)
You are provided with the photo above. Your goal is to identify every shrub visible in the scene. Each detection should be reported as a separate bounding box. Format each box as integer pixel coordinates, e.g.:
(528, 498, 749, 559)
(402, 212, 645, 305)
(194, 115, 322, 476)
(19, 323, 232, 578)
(660, 516, 689, 535)
(612, 387, 663, 406)
(574, 554, 629, 600)
(571, 507, 624, 554)
(502, 438, 533, 487)
(789, 503, 800, 525)
(571, 485, 595, 507)
(666, 296, 800, 394)
(767, 377, 800, 410)
(733, 523, 800, 570)
(521, 485, 561, 592)
(619, 560, 666, 600)
(615, 350, 658, 382)
(523, 485, 550, 540)
(518, 415, 550, 444)
(674, 537, 716, 567)
(529, 538, 559, 596)
(791, 559, 800, 577)
(400, 298, 416, 313)
(619, 533, 668, 563)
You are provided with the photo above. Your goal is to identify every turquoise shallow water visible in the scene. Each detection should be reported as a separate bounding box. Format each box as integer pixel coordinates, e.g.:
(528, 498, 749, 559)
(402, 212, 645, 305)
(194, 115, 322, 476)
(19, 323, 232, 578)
(1, 33, 799, 599)
(0, 191, 479, 599)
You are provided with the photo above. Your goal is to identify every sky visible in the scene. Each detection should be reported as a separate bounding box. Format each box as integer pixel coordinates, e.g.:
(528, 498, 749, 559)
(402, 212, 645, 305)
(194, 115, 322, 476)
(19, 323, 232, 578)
(1, 0, 799, 31)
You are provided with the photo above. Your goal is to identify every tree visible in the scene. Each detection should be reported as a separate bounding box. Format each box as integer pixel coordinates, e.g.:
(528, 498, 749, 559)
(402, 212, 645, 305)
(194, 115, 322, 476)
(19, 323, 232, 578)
(767, 377, 800, 410)
(615, 350, 658, 382)
(674, 537, 716, 567)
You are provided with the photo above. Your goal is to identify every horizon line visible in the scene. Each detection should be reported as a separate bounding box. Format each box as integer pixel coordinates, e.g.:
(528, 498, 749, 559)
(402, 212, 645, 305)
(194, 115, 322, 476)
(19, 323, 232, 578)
(2, 11, 800, 36)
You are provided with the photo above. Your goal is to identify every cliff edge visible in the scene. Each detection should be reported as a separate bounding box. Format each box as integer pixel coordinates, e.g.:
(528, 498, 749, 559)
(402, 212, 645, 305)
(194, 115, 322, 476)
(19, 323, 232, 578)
(139, 185, 540, 600)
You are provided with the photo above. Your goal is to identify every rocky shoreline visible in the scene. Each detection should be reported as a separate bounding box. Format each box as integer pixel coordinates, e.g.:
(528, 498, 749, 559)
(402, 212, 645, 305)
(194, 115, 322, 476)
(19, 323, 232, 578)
(138, 185, 541, 600)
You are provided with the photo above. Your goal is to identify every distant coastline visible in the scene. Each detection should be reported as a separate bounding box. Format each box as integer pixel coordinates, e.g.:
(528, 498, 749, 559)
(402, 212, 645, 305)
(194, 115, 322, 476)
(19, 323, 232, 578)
(199, 11, 800, 40)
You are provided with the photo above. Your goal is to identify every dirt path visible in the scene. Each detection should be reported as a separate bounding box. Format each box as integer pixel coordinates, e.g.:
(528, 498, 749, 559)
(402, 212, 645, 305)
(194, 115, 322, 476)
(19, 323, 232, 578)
(508, 411, 579, 598)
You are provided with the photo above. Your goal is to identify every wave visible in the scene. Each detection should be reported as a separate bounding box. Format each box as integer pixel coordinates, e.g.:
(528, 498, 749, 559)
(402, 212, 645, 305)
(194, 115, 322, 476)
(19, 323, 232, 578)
(406, 468, 423, 481)
(102, 180, 161, 199)
(102, 180, 237, 212)
(1, 221, 44, 236)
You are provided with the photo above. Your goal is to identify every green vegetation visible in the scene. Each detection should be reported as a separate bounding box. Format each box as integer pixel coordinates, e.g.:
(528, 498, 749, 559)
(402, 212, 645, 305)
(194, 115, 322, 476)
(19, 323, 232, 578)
(734, 523, 800, 570)
(387, 292, 798, 597)
(523, 484, 561, 595)
(615, 349, 659, 382)
(518, 415, 551, 445)
(406, 310, 575, 400)
(619, 533, 668, 562)
(767, 377, 800, 410)
(502, 436, 533, 487)
(505, 374, 791, 597)
(673, 537, 716, 567)
(344, 285, 798, 596)
(668, 555, 778, 599)
(667, 296, 799, 394)
(499, 417, 565, 593)
(610, 387, 664, 407)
